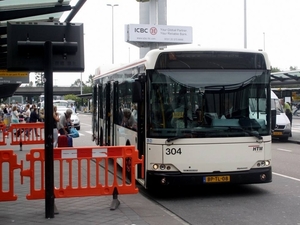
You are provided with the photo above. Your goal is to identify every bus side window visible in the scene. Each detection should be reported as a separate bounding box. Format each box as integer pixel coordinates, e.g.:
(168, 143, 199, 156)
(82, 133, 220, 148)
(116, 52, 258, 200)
(122, 108, 137, 130)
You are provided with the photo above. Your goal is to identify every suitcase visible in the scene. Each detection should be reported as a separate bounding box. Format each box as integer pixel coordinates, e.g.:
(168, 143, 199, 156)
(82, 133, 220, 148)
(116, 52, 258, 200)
(67, 136, 73, 147)
(58, 135, 69, 147)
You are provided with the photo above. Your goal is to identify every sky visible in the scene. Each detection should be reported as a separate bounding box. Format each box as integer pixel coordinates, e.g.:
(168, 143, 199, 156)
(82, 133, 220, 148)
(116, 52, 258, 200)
(28, 0, 300, 86)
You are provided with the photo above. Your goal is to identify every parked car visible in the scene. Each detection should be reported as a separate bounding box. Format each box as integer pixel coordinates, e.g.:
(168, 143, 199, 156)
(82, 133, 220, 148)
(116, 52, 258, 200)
(249, 91, 291, 141)
(56, 107, 80, 130)
(271, 91, 291, 141)
(53, 100, 69, 108)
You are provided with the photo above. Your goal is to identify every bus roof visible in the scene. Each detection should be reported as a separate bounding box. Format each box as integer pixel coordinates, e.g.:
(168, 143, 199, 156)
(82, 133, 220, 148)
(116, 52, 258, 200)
(94, 47, 271, 80)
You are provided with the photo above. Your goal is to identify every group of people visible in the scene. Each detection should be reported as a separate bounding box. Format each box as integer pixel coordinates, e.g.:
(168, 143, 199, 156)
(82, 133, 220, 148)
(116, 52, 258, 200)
(9, 104, 42, 137)
(0, 101, 74, 145)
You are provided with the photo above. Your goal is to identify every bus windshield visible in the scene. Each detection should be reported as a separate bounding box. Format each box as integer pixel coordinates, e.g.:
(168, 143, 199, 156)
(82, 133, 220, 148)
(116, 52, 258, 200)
(148, 69, 270, 139)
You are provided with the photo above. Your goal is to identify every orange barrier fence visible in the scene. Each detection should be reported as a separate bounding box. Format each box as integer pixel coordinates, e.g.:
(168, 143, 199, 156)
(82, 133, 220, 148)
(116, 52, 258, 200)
(0, 150, 23, 201)
(9, 123, 44, 148)
(21, 146, 144, 200)
(0, 123, 7, 145)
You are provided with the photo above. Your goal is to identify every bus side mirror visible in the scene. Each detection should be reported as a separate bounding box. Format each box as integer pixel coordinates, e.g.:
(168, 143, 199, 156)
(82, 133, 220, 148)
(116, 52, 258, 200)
(271, 109, 276, 130)
(132, 81, 142, 103)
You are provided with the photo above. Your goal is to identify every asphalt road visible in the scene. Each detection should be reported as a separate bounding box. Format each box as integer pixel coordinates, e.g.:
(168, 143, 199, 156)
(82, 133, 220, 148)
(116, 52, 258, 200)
(78, 113, 300, 225)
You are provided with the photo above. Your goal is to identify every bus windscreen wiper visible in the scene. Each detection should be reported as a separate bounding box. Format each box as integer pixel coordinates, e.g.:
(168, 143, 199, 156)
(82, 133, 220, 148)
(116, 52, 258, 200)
(166, 131, 193, 142)
(166, 135, 186, 143)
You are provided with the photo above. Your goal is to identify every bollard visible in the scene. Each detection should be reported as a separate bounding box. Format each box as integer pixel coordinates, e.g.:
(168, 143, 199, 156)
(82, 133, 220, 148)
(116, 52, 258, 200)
(54, 203, 59, 214)
(110, 187, 120, 210)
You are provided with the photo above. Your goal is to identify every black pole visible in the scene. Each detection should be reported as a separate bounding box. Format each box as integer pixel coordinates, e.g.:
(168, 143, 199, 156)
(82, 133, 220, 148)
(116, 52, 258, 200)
(44, 41, 55, 218)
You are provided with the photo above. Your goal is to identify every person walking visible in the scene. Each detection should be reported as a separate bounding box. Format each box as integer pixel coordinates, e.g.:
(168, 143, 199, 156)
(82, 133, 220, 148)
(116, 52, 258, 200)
(280, 98, 292, 137)
(29, 105, 40, 137)
(293, 103, 300, 116)
(11, 105, 22, 136)
(11, 105, 20, 124)
(23, 104, 31, 123)
(53, 105, 59, 147)
(23, 104, 31, 136)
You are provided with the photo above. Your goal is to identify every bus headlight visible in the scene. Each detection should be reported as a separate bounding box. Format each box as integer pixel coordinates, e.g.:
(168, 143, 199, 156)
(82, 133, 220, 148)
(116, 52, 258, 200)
(160, 164, 166, 170)
(254, 160, 271, 168)
(151, 164, 176, 171)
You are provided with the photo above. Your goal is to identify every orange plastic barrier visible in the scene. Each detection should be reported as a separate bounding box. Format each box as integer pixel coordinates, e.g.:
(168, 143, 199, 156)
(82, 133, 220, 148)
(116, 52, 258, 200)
(0, 123, 7, 146)
(9, 123, 44, 146)
(0, 150, 22, 201)
(21, 146, 144, 200)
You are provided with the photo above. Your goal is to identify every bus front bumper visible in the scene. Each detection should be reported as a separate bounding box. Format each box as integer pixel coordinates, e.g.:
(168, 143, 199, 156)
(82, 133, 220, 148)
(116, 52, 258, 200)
(146, 167, 272, 188)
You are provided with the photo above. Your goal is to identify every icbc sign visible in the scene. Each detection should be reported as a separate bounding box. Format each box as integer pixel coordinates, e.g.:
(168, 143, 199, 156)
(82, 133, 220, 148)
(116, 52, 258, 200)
(134, 27, 157, 35)
(134, 28, 148, 33)
(150, 27, 157, 35)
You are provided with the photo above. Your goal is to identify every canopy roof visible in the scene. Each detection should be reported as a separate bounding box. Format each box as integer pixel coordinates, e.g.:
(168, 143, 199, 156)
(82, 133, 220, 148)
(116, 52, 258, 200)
(271, 70, 300, 88)
(0, 0, 86, 99)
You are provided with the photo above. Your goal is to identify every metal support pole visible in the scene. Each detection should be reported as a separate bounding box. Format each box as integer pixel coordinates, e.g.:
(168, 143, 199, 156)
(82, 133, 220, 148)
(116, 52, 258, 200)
(244, 0, 247, 48)
(107, 4, 118, 64)
(263, 32, 265, 51)
(80, 72, 83, 95)
(44, 41, 55, 219)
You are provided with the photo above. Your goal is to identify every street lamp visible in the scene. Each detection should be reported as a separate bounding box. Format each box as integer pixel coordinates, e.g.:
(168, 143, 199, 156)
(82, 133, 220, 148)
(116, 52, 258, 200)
(107, 4, 119, 64)
(244, 0, 247, 48)
(80, 72, 82, 95)
(263, 32, 265, 51)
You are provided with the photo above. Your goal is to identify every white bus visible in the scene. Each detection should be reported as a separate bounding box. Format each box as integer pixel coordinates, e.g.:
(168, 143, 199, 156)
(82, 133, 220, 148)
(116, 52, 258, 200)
(92, 48, 273, 189)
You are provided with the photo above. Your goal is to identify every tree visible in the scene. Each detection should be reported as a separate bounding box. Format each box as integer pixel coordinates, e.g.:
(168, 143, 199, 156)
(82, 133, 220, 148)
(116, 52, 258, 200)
(289, 66, 297, 71)
(271, 67, 281, 73)
(35, 72, 44, 87)
(83, 74, 94, 94)
(86, 74, 94, 87)
(63, 94, 81, 107)
(71, 79, 86, 87)
(83, 85, 92, 94)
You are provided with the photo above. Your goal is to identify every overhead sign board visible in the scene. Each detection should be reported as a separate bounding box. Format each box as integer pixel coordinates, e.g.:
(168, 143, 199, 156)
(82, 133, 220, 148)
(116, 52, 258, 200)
(0, 70, 29, 84)
(125, 24, 193, 47)
(7, 22, 84, 72)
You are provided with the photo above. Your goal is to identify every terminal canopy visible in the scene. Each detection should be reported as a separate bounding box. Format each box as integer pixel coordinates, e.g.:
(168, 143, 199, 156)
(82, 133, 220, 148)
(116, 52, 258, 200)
(0, 0, 86, 99)
(271, 70, 300, 88)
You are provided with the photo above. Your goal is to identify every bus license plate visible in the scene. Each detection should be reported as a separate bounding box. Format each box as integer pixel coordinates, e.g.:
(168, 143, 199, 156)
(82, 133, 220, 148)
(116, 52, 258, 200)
(272, 131, 282, 136)
(204, 176, 230, 183)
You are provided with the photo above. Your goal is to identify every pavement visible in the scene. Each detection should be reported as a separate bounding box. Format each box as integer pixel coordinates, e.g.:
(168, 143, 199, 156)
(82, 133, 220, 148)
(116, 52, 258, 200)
(1, 116, 300, 225)
(0, 140, 188, 225)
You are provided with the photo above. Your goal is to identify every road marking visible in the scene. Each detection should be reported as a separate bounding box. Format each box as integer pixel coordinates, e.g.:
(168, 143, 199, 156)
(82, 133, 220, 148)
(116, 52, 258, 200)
(85, 131, 93, 134)
(273, 172, 300, 182)
(277, 148, 292, 152)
